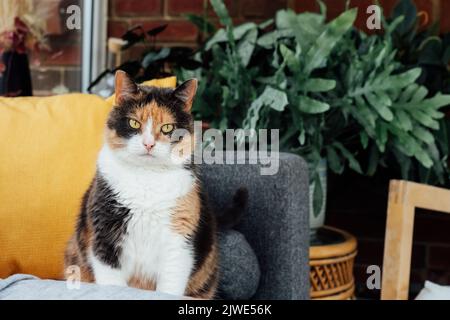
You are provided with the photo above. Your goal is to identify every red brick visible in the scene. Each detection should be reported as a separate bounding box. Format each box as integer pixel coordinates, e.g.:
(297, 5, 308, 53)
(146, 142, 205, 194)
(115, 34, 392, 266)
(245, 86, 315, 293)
(441, 0, 450, 33)
(207, 0, 239, 18)
(32, 45, 81, 67)
(168, 0, 204, 16)
(130, 20, 198, 42)
(347, 0, 376, 31)
(108, 20, 130, 38)
(377, 0, 397, 18)
(294, 0, 348, 20)
(240, 0, 287, 18)
(294, 0, 320, 13)
(45, 0, 63, 35)
(113, 0, 162, 17)
(414, 0, 434, 29)
(428, 246, 450, 269)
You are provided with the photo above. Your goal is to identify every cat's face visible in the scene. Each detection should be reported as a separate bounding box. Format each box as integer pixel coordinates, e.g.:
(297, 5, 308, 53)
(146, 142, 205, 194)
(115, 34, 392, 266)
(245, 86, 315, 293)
(105, 71, 197, 168)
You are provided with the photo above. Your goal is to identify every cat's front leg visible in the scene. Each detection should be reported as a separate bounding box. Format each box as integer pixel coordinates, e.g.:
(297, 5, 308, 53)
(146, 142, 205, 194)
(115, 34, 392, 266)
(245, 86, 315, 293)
(156, 245, 194, 296)
(90, 252, 127, 287)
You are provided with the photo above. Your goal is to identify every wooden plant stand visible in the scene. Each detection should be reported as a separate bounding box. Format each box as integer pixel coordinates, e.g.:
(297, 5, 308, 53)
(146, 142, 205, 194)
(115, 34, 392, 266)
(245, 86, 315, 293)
(310, 226, 358, 300)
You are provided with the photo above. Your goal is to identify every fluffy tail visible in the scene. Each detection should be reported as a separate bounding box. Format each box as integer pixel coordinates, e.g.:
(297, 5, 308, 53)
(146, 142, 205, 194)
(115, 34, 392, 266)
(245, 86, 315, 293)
(216, 187, 249, 230)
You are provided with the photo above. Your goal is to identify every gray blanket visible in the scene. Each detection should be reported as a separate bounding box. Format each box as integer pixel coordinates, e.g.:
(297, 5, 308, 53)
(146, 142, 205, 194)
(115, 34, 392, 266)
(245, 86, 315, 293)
(0, 274, 181, 300)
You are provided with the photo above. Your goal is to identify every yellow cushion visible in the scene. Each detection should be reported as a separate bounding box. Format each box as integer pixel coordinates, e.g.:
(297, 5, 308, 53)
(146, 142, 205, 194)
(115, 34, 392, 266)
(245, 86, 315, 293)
(0, 77, 176, 279)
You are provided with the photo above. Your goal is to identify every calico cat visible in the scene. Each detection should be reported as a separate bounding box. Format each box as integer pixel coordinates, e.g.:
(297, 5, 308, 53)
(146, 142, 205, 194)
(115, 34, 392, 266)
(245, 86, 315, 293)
(64, 71, 218, 298)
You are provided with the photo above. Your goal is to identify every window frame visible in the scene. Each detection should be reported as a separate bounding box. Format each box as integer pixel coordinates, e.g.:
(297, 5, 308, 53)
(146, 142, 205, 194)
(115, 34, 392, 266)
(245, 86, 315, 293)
(81, 0, 107, 93)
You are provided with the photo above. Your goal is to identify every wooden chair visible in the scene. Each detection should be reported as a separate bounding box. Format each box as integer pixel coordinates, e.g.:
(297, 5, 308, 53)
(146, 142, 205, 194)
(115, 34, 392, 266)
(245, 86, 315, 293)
(381, 180, 450, 299)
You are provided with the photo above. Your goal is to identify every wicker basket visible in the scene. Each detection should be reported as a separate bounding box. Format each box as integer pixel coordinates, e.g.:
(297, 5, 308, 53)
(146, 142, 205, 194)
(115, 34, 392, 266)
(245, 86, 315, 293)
(310, 226, 357, 300)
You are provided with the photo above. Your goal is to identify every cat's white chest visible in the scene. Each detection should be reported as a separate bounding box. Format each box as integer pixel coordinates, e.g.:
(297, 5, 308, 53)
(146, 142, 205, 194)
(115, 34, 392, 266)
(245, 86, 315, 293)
(97, 146, 195, 281)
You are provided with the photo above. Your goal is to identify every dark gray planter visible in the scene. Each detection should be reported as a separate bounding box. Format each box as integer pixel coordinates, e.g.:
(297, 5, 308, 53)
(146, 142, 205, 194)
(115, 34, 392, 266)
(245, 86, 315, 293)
(0, 51, 32, 96)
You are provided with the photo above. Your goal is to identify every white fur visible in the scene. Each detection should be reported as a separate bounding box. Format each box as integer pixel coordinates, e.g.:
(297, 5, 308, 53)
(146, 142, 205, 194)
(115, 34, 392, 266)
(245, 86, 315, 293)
(89, 251, 127, 287)
(91, 142, 196, 296)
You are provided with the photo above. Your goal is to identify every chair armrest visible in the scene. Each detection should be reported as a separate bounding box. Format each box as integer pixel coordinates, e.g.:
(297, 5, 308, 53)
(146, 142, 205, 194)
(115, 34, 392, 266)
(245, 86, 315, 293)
(200, 152, 310, 299)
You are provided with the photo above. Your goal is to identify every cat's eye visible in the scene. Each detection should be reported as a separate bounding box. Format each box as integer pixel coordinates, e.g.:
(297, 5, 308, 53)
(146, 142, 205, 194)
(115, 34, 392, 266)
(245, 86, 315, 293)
(161, 124, 174, 134)
(128, 119, 141, 129)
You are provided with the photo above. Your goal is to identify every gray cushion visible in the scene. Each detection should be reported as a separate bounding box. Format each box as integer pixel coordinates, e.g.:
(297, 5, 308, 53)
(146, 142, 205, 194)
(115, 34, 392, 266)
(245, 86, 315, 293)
(218, 230, 260, 300)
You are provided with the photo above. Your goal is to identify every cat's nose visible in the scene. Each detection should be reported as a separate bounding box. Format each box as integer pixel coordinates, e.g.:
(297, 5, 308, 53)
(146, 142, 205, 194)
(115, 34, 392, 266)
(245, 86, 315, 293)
(143, 141, 155, 151)
(142, 135, 155, 152)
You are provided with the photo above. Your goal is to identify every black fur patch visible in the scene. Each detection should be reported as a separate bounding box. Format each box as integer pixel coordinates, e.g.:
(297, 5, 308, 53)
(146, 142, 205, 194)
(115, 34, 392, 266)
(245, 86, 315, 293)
(89, 176, 130, 268)
(191, 184, 216, 272)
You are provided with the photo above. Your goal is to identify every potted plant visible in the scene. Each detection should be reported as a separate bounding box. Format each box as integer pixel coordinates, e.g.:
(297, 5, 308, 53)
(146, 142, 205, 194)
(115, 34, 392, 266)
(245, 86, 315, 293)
(0, 0, 48, 96)
(177, 0, 450, 238)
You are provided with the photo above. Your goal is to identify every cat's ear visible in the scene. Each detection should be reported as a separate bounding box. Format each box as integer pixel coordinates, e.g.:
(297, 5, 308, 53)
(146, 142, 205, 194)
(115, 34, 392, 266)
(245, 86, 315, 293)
(115, 70, 138, 104)
(172, 79, 198, 112)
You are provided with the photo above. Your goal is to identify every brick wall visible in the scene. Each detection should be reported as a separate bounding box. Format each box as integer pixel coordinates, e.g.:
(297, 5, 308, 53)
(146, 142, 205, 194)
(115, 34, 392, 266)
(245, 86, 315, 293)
(32, 0, 449, 95)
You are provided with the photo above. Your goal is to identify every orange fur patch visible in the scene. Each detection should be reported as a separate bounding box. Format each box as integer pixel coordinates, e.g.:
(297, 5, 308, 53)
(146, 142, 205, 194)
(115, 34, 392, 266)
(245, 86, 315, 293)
(105, 128, 125, 150)
(171, 183, 219, 299)
(128, 274, 156, 291)
(64, 235, 95, 283)
(187, 244, 219, 299)
(133, 101, 176, 140)
(172, 184, 201, 237)
(64, 190, 96, 283)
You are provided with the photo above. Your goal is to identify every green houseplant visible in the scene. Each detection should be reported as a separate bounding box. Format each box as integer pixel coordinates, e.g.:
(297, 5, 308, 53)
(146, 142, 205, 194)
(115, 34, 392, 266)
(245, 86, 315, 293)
(386, 0, 450, 186)
(177, 0, 450, 234)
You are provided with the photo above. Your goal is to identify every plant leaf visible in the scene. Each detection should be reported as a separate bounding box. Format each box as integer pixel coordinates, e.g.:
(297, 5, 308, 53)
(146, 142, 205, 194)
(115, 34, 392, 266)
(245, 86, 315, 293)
(304, 8, 357, 74)
(237, 28, 258, 67)
(210, 0, 233, 27)
(185, 14, 216, 35)
(298, 95, 330, 114)
(303, 78, 336, 92)
(206, 22, 257, 50)
(252, 86, 289, 112)
(312, 173, 324, 218)
(280, 43, 300, 72)
(326, 146, 344, 174)
(334, 142, 363, 174)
